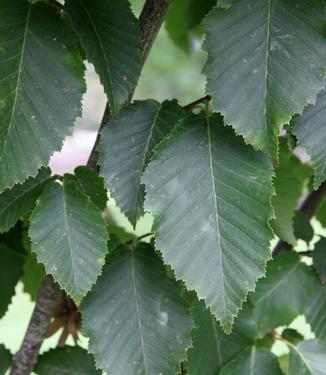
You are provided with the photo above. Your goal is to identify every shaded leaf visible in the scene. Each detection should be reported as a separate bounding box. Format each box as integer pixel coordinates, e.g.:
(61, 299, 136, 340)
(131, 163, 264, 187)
(0, 245, 24, 318)
(0, 1, 85, 191)
(66, 166, 107, 210)
(293, 89, 326, 189)
(294, 212, 314, 244)
(0, 344, 11, 375)
(219, 347, 283, 375)
(203, 0, 326, 157)
(80, 243, 193, 375)
(312, 238, 326, 283)
(29, 178, 109, 304)
(143, 113, 274, 332)
(248, 252, 318, 337)
(0, 168, 51, 233)
(316, 199, 326, 228)
(187, 299, 253, 375)
(100, 100, 185, 226)
(282, 329, 304, 346)
(21, 235, 45, 300)
(35, 346, 100, 375)
(270, 139, 311, 245)
(287, 339, 326, 375)
(305, 285, 326, 340)
(165, 0, 216, 51)
(65, 0, 141, 114)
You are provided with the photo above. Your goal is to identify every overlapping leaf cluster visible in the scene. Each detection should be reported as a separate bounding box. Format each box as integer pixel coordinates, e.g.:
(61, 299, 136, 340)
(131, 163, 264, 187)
(0, 0, 326, 374)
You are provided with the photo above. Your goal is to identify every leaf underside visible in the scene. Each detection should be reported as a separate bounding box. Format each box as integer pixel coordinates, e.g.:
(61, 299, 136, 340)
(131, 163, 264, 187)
(288, 339, 326, 375)
(305, 285, 326, 340)
(143, 114, 274, 332)
(0, 0, 85, 191)
(203, 0, 326, 157)
(29, 179, 109, 304)
(81, 243, 194, 375)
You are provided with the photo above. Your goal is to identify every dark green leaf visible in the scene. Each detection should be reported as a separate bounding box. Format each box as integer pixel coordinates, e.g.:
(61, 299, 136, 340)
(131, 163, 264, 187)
(29, 179, 109, 304)
(293, 212, 314, 244)
(143, 113, 274, 332)
(187, 299, 253, 375)
(248, 252, 318, 337)
(66, 166, 107, 210)
(65, 0, 141, 115)
(270, 139, 311, 245)
(219, 347, 283, 375)
(0, 244, 24, 318)
(100, 100, 185, 226)
(305, 285, 326, 340)
(35, 346, 100, 375)
(312, 238, 326, 283)
(0, 1, 86, 191)
(282, 328, 304, 345)
(21, 235, 45, 301)
(293, 89, 326, 189)
(0, 344, 11, 375)
(287, 339, 326, 375)
(0, 168, 51, 233)
(165, 0, 216, 51)
(316, 199, 326, 228)
(80, 243, 194, 375)
(203, 0, 326, 157)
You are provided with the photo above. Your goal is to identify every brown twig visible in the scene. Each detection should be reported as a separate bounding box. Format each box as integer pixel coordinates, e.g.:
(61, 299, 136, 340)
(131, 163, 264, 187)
(10, 276, 60, 375)
(183, 95, 212, 111)
(272, 180, 326, 257)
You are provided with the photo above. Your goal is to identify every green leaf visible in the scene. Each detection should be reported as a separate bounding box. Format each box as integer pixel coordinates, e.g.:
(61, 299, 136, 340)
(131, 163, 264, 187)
(282, 329, 304, 346)
(203, 0, 326, 157)
(312, 238, 326, 283)
(293, 212, 314, 244)
(287, 339, 326, 375)
(305, 285, 326, 340)
(165, 0, 216, 51)
(187, 299, 253, 375)
(143, 113, 274, 332)
(35, 346, 100, 375)
(0, 1, 86, 191)
(0, 245, 24, 318)
(66, 166, 107, 210)
(21, 235, 45, 301)
(247, 252, 318, 337)
(65, 0, 141, 115)
(270, 140, 311, 245)
(0, 344, 12, 375)
(80, 243, 194, 375)
(0, 168, 51, 233)
(100, 100, 185, 226)
(219, 347, 283, 375)
(316, 199, 326, 228)
(293, 89, 326, 189)
(29, 178, 109, 304)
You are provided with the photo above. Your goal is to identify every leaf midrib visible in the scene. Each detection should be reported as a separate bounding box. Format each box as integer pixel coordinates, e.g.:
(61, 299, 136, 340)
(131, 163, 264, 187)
(62, 184, 79, 297)
(206, 118, 227, 318)
(131, 102, 162, 221)
(0, 3, 31, 162)
(75, 0, 116, 111)
(130, 251, 148, 374)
